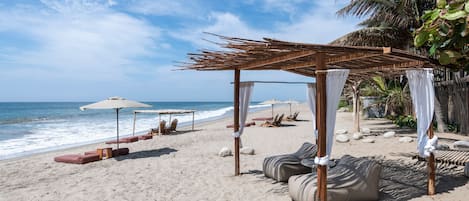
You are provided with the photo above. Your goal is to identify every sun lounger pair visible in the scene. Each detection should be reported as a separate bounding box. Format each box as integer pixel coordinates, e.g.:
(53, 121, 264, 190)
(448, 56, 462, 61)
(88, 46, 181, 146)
(252, 117, 273, 121)
(286, 112, 300, 121)
(149, 119, 178, 135)
(288, 155, 381, 201)
(261, 114, 284, 127)
(226, 121, 256, 128)
(54, 148, 130, 164)
(263, 142, 318, 182)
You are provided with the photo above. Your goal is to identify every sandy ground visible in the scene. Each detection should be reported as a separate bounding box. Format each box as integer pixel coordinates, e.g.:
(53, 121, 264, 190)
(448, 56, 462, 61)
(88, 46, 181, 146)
(0, 104, 468, 201)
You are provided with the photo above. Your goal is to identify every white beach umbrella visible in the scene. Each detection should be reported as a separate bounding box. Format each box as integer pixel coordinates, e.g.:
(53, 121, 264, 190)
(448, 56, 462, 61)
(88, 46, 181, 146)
(283, 99, 300, 115)
(260, 99, 283, 118)
(80, 97, 152, 149)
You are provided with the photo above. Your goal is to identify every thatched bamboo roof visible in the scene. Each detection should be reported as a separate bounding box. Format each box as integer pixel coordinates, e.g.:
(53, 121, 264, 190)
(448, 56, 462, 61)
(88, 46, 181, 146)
(180, 34, 437, 79)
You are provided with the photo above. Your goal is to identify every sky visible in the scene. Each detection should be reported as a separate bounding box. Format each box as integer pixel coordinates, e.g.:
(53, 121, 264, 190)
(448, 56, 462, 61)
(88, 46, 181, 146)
(0, 0, 362, 102)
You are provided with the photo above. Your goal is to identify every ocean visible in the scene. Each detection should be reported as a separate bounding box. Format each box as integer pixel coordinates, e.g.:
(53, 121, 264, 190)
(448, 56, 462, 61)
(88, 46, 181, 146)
(0, 102, 268, 160)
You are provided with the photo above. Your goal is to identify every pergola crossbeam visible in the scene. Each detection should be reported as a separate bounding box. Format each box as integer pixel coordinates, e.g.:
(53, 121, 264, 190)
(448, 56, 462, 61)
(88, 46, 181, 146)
(237, 50, 315, 70)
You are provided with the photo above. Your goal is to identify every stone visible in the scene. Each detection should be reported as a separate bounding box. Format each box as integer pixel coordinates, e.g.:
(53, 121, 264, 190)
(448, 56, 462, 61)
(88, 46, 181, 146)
(361, 138, 375, 143)
(398, 137, 413, 143)
(360, 127, 371, 134)
(240, 147, 255, 155)
(383, 131, 396, 138)
(337, 107, 350, 112)
(352, 132, 363, 140)
(218, 147, 232, 157)
(335, 134, 349, 143)
(336, 129, 348, 135)
(453, 141, 469, 151)
(436, 144, 450, 151)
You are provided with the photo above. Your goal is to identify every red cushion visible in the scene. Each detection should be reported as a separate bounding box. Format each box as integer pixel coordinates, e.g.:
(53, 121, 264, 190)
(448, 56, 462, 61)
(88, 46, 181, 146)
(54, 154, 100, 164)
(138, 135, 152, 140)
(105, 136, 139, 144)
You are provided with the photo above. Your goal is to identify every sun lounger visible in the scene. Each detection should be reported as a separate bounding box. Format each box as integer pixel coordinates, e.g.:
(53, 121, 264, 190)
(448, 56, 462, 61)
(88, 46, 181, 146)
(288, 155, 381, 201)
(54, 153, 101, 164)
(263, 142, 318, 182)
(105, 136, 139, 144)
(413, 149, 469, 166)
(261, 114, 284, 127)
(149, 120, 167, 135)
(226, 121, 256, 128)
(286, 112, 300, 121)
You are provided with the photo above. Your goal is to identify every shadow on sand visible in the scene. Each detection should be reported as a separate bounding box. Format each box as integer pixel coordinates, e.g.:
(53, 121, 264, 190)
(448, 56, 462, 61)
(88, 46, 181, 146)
(114, 147, 178, 161)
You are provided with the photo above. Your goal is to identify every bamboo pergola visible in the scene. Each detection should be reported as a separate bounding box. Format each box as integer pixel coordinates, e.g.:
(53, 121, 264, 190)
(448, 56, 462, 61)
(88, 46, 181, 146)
(181, 35, 437, 201)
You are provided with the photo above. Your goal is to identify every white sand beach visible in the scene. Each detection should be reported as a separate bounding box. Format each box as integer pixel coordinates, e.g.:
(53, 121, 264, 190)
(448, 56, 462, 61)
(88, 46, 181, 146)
(0, 104, 468, 201)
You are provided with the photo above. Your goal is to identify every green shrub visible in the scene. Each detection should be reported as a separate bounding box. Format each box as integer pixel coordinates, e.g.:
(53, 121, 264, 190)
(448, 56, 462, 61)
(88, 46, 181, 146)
(393, 115, 417, 129)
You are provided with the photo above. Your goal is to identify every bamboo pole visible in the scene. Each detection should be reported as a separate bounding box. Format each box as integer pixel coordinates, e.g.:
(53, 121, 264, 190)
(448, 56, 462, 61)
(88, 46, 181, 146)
(192, 112, 195, 130)
(234, 69, 241, 176)
(316, 53, 327, 201)
(428, 121, 436, 195)
(132, 112, 137, 136)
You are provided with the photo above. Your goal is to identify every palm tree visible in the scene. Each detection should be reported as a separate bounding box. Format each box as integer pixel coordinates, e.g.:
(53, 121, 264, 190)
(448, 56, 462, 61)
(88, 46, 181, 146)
(333, 0, 435, 49)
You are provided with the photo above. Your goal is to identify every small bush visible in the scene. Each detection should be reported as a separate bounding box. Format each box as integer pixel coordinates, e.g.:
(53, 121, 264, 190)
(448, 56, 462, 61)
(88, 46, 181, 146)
(393, 115, 417, 129)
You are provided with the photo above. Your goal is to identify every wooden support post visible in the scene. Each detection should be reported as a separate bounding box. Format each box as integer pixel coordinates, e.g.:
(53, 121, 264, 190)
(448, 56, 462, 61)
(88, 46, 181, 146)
(428, 121, 436, 195)
(192, 112, 195, 131)
(234, 69, 241, 176)
(352, 82, 361, 132)
(132, 112, 137, 136)
(316, 53, 327, 201)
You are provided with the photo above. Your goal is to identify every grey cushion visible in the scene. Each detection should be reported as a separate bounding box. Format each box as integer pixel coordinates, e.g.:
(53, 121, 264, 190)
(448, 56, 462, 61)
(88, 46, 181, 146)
(288, 155, 381, 201)
(263, 142, 317, 182)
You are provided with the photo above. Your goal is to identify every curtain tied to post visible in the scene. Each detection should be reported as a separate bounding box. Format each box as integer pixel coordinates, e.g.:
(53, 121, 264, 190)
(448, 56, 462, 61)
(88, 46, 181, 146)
(406, 69, 436, 158)
(233, 82, 254, 142)
(306, 83, 317, 138)
(312, 69, 349, 165)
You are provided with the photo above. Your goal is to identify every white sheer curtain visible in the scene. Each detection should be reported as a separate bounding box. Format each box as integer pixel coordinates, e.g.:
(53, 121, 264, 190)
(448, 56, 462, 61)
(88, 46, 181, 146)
(306, 83, 317, 139)
(406, 69, 436, 158)
(233, 82, 254, 147)
(325, 69, 349, 156)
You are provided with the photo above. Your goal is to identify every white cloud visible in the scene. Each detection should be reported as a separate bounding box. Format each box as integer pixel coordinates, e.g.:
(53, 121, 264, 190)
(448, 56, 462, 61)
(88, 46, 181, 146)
(125, 0, 201, 17)
(171, 1, 359, 48)
(251, 0, 309, 14)
(0, 1, 161, 81)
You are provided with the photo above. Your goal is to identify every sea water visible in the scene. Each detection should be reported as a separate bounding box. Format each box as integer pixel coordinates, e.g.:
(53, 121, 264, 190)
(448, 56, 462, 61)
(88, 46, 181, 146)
(0, 102, 268, 160)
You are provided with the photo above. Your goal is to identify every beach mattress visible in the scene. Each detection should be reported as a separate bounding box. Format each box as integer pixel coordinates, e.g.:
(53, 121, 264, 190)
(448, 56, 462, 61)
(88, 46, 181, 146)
(84, 148, 129, 157)
(54, 154, 100, 164)
(138, 135, 153, 140)
(288, 155, 381, 201)
(105, 136, 139, 144)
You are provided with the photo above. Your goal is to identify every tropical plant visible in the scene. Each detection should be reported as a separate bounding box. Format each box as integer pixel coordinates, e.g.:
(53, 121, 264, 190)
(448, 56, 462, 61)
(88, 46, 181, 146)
(414, 0, 469, 69)
(333, 0, 436, 49)
(360, 76, 413, 117)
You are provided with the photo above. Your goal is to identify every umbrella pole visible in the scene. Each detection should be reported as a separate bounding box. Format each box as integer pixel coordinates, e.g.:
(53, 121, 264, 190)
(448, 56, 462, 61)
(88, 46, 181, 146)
(116, 108, 119, 150)
(289, 103, 292, 116)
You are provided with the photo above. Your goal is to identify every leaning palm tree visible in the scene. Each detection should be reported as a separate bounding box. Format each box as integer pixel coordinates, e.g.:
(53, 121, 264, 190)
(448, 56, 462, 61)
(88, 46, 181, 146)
(333, 0, 435, 49)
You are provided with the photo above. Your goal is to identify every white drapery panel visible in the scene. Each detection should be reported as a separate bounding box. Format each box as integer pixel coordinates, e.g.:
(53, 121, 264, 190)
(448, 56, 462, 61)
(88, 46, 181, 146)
(306, 83, 317, 138)
(325, 69, 349, 156)
(406, 69, 435, 158)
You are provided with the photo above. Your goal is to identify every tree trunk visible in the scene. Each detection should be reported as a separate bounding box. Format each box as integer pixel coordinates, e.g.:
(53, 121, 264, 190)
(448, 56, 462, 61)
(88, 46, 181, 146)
(352, 83, 361, 132)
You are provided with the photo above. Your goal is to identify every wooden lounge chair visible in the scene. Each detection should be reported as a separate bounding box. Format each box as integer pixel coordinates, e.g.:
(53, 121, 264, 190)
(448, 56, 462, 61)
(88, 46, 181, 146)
(413, 149, 469, 166)
(286, 112, 300, 121)
(166, 118, 178, 133)
(149, 120, 167, 135)
(261, 114, 280, 127)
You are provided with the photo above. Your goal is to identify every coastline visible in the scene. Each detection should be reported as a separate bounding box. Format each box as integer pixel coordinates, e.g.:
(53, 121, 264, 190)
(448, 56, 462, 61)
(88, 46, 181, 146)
(1, 104, 468, 201)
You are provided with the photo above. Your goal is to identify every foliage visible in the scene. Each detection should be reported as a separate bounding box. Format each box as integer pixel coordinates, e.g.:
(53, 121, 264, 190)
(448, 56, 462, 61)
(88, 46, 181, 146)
(360, 76, 412, 116)
(392, 115, 417, 128)
(414, 0, 469, 69)
(334, 0, 435, 48)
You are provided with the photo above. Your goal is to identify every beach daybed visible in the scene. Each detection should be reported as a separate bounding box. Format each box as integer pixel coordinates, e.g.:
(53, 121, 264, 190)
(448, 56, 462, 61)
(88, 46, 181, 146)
(288, 155, 381, 201)
(226, 121, 255, 128)
(105, 136, 139, 144)
(263, 142, 318, 182)
(84, 147, 130, 158)
(54, 153, 101, 164)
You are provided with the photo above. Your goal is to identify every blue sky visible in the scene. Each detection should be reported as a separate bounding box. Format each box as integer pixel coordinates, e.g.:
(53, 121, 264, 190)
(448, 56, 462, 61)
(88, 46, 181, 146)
(0, 0, 362, 102)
